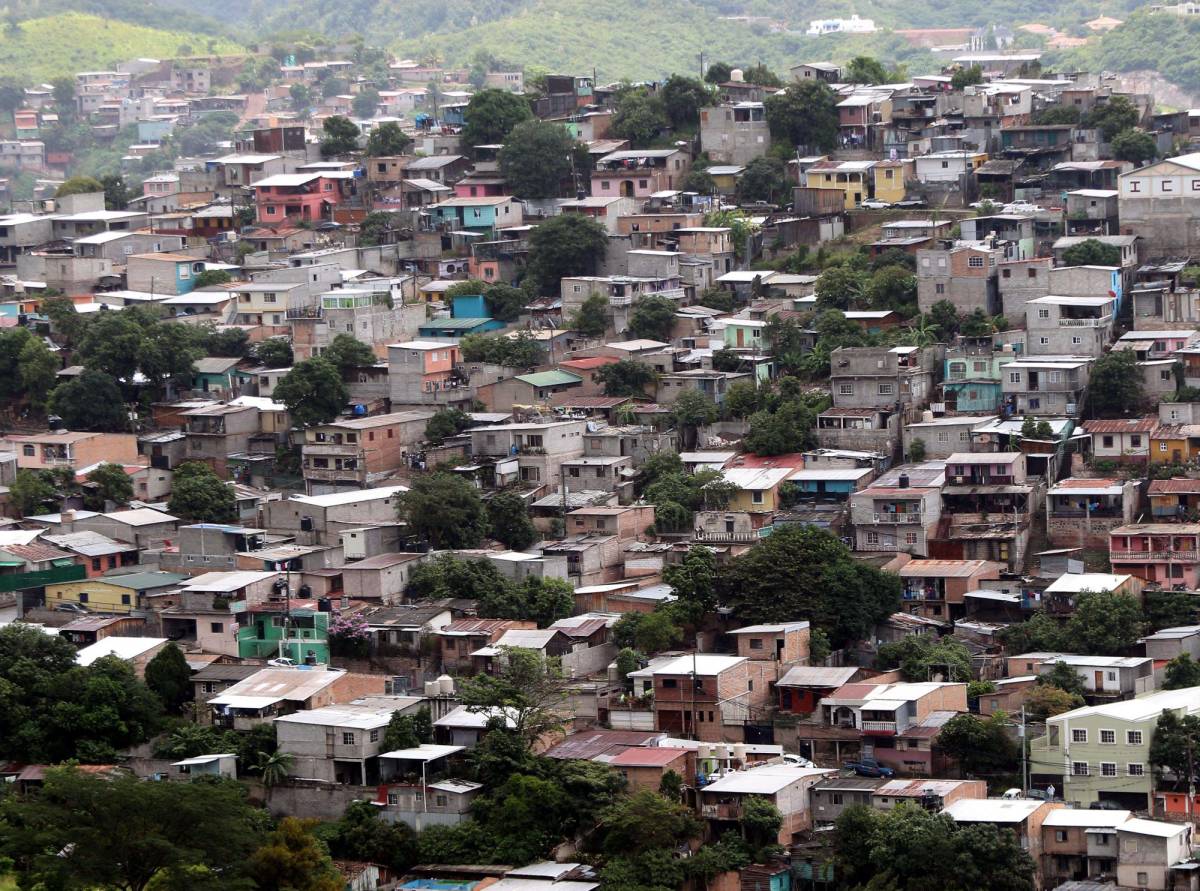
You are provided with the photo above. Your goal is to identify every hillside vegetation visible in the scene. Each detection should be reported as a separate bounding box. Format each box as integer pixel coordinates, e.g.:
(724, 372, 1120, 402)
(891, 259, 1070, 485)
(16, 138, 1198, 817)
(0, 13, 243, 82)
(1054, 11, 1200, 95)
(395, 0, 940, 81)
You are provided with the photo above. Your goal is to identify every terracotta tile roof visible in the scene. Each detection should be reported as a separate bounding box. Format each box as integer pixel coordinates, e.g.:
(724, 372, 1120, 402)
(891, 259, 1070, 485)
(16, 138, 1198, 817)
(0, 542, 76, 563)
(559, 356, 620, 370)
(1054, 477, 1121, 489)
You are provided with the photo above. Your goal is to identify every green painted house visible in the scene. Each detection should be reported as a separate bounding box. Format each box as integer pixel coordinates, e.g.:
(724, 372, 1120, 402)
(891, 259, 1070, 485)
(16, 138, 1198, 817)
(234, 601, 330, 663)
(1029, 687, 1200, 810)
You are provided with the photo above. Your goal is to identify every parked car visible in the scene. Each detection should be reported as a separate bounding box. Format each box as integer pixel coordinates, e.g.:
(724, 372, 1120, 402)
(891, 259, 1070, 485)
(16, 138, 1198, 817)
(1003, 201, 1044, 214)
(894, 198, 928, 208)
(782, 753, 815, 768)
(843, 758, 894, 778)
(1002, 788, 1049, 801)
(859, 199, 892, 210)
(267, 657, 297, 668)
(53, 602, 88, 614)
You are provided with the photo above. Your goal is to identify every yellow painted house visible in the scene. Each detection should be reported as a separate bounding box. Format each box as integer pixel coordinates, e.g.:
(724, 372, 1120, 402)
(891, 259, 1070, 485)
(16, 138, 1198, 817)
(722, 467, 794, 513)
(805, 159, 910, 209)
(1150, 424, 1200, 465)
(46, 571, 190, 614)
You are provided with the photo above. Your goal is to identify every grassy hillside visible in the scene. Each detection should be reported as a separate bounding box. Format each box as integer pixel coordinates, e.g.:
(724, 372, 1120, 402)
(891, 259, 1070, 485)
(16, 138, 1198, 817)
(0, 13, 243, 81)
(395, 0, 938, 81)
(1052, 11, 1200, 94)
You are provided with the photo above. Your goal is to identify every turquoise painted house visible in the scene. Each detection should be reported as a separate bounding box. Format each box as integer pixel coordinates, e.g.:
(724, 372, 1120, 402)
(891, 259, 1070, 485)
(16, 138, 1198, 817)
(943, 347, 1019, 412)
(452, 293, 490, 318)
(428, 195, 523, 234)
(192, 357, 254, 397)
(234, 601, 330, 663)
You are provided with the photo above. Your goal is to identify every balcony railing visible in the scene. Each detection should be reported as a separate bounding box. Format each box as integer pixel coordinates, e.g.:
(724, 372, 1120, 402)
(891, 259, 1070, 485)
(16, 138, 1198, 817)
(287, 305, 323, 320)
(1110, 550, 1199, 562)
(870, 512, 924, 524)
(608, 295, 633, 306)
(861, 721, 898, 734)
(694, 529, 759, 543)
(701, 803, 742, 819)
(1058, 316, 1112, 328)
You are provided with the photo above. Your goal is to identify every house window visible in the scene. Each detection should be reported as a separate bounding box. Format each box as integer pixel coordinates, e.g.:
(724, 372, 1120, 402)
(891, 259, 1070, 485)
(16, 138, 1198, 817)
(663, 678, 678, 688)
(905, 531, 918, 544)
(435, 794, 448, 807)
(935, 283, 945, 294)
(968, 256, 984, 268)
(1028, 268, 1037, 278)
(1162, 180, 1174, 192)
(1072, 728, 1088, 744)
(210, 622, 224, 633)
(752, 491, 764, 504)
(1039, 337, 1049, 346)
(21, 444, 32, 456)
(78, 593, 89, 603)
(1102, 436, 1114, 449)
(1127, 730, 1143, 745)
(878, 383, 894, 395)
(342, 732, 355, 745)
(1055, 830, 1068, 843)
(1009, 372, 1022, 383)
(370, 729, 379, 742)
(1002, 268, 1011, 279)
(1137, 874, 1149, 887)
(1161, 442, 1169, 452)
(1100, 762, 1117, 777)
(839, 384, 854, 395)
(201, 682, 215, 694)
(1038, 308, 1050, 319)
(1131, 435, 1142, 447)
(1071, 336, 1082, 345)
(1071, 761, 1089, 776)
(866, 531, 880, 544)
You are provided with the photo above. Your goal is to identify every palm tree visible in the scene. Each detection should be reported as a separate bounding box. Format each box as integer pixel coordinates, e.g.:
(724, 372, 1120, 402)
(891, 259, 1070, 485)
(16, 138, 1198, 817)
(255, 750, 293, 788)
(905, 316, 939, 348)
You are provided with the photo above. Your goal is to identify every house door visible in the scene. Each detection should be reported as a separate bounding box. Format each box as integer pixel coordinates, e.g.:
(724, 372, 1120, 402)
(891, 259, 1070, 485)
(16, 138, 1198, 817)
(1094, 671, 1104, 691)
(736, 328, 745, 347)
(621, 180, 634, 198)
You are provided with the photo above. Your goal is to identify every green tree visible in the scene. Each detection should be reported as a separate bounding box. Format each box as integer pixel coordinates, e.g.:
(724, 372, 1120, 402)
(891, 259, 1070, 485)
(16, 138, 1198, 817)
(1144, 588, 1197, 631)
(488, 491, 538, 550)
(671, 389, 718, 450)
(499, 119, 576, 198)
(47, 369, 127, 431)
(458, 647, 569, 745)
(743, 399, 818, 456)
(723, 379, 759, 418)
(167, 462, 237, 524)
(742, 63, 781, 87)
(936, 712, 1019, 777)
(1111, 127, 1157, 165)
(845, 56, 891, 84)
(1023, 684, 1085, 721)
(144, 642, 192, 713)
(929, 299, 962, 339)
(462, 88, 534, 148)
(0, 767, 265, 891)
(765, 81, 839, 151)
(192, 269, 231, 289)
(358, 210, 396, 246)
(1089, 349, 1145, 418)
(17, 336, 58, 408)
(352, 88, 380, 119)
(610, 88, 669, 146)
(1150, 709, 1200, 784)
(814, 264, 866, 310)
(877, 634, 973, 682)
(254, 749, 295, 789)
(99, 173, 131, 210)
(365, 120, 413, 156)
(255, 338, 294, 368)
(55, 175, 104, 197)
(85, 462, 133, 508)
(596, 358, 655, 396)
(741, 796, 783, 858)
(659, 74, 713, 129)
(736, 156, 789, 204)
(951, 64, 985, 89)
(569, 293, 608, 336)
(8, 469, 59, 517)
(381, 710, 423, 750)
(1061, 237, 1122, 267)
(628, 294, 676, 341)
(205, 327, 249, 358)
(289, 82, 312, 112)
(866, 265, 918, 315)
(247, 817, 342, 891)
(1032, 105, 1082, 125)
(1165, 653, 1200, 690)
(320, 115, 360, 157)
(484, 283, 528, 322)
(601, 789, 702, 856)
(426, 407, 473, 444)
(275, 357, 348, 426)
(396, 472, 488, 549)
(662, 545, 718, 626)
(705, 62, 733, 84)
(1085, 95, 1141, 140)
(408, 553, 511, 603)
(1038, 660, 1088, 697)
(1060, 589, 1147, 653)
(323, 332, 376, 370)
(322, 800, 418, 874)
(525, 213, 608, 295)
(614, 610, 681, 652)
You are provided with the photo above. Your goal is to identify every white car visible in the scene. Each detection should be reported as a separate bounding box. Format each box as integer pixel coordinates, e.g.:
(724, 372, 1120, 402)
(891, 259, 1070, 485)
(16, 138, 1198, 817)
(859, 199, 891, 209)
(782, 753, 816, 768)
(1003, 201, 1043, 213)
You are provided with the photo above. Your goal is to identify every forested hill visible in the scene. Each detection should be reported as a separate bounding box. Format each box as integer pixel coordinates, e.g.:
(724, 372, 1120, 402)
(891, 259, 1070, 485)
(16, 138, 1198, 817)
(0, 0, 1194, 84)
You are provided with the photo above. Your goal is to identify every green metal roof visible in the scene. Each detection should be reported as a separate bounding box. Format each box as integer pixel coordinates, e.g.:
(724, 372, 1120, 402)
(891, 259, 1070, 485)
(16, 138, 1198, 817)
(418, 317, 493, 330)
(516, 370, 584, 388)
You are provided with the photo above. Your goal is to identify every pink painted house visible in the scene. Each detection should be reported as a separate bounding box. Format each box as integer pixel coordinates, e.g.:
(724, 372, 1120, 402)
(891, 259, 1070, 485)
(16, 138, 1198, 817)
(252, 172, 356, 225)
(1109, 523, 1200, 589)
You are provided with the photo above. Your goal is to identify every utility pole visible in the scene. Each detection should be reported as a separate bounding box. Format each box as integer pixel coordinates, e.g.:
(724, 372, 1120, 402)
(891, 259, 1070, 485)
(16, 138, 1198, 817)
(699, 51, 705, 82)
(1021, 705, 1028, 796)
(1188, 733, 1196, 834)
